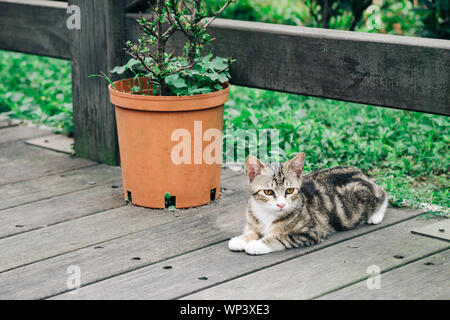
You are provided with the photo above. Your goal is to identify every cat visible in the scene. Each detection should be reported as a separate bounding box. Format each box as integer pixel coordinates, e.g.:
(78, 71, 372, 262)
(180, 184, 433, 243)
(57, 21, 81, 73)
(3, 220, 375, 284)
(228, 152, 388, 255)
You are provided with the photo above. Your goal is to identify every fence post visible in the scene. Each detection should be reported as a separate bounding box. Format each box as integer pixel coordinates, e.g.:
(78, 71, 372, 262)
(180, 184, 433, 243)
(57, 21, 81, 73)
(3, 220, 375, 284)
(68, 0, 126, 165)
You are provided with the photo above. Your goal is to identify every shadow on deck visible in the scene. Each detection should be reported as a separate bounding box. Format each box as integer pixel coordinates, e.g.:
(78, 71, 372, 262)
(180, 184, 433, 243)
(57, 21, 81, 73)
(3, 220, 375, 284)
(0, 123, 448, 300)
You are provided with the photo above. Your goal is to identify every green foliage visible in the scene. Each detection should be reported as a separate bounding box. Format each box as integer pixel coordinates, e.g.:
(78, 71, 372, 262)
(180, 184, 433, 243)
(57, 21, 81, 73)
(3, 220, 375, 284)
(206, 0, 450, 39)
(204, 0, 306, 25)
(366, 0, 424, 36)
(0, 50, 73, 134)
(112, 54, 233, 96)
(415, 0, 450, 39)
(302, 0, 373, 30)
(205, 0, 372, 29)
(114, 0, 235, 96)
(224, 86, 450, 209)
(165, 54, 233, 95)
(0, 0, 448, 211)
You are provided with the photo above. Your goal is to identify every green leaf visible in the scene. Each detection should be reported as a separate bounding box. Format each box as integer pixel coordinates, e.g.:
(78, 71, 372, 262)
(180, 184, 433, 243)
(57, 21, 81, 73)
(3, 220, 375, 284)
(165, 74, 187, 89)
(209, 57, 228, 70)
(111, 58, 140, 75)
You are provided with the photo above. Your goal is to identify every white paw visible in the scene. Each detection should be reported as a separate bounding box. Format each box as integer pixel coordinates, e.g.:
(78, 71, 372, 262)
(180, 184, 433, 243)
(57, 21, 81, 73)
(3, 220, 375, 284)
(245, 240, 273, 255)
(228, 237, 247, 251)
(367, 214, 383, 225)
(367, 198, 387, 225)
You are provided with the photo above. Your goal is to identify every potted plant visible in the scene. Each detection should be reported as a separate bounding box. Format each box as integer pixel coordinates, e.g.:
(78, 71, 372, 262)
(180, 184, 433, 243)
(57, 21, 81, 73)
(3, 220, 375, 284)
(107, 0, 235, 209)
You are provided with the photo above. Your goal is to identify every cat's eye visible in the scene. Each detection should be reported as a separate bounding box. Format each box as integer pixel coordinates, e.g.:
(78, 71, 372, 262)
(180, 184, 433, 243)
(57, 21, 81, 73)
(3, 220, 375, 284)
(285, 188, 295, 195)
(263, 189, 275, 196)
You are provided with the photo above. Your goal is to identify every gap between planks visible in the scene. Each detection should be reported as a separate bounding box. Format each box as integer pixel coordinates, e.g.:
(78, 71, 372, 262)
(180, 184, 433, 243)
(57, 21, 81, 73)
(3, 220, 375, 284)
(0, 167, 243, 241)
(45, 207, 422, 300)
(0, 164, 121, 211)
(0, 125, 53, 146)
(0, 182, 250, 299)
(0, 142, 96, 186)
(0, 173, 249, 274)
(179, 217, 449, 300)
(318, 248, 450, 300)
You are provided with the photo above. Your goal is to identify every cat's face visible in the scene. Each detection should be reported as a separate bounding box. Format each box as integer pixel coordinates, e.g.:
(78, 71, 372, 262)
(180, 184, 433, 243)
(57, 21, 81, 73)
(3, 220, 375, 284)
(246, 153, 305, 215)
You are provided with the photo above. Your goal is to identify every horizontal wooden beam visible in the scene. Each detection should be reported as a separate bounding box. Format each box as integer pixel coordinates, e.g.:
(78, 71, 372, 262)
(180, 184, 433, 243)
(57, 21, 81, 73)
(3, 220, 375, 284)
(1, 4, 448, 115)
(127, 16, 450, 116)
(0, 0, 70, 59)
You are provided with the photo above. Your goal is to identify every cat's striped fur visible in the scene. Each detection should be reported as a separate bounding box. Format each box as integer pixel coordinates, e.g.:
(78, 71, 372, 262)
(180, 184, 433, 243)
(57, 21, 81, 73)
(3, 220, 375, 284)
(228, 153, 388, 255)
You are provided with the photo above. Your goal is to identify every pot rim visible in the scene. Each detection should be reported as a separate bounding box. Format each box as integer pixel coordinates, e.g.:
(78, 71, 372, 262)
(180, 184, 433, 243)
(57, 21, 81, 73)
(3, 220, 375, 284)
(109, 77, 230, 112)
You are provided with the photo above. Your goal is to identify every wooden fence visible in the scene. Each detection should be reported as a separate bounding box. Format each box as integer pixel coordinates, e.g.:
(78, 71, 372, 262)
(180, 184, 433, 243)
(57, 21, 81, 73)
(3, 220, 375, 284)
(0, 0, 449, 165)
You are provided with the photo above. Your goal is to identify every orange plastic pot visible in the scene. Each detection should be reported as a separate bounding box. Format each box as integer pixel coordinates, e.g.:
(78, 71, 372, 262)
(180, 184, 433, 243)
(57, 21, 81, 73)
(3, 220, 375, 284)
(109, 78, 229, 209)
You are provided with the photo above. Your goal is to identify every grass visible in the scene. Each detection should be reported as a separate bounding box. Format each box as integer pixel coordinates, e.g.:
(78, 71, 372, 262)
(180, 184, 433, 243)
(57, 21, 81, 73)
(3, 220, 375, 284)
(0, 50, 73, 134)
(0, 50, 448, 213)
(224, 86, 449, 213)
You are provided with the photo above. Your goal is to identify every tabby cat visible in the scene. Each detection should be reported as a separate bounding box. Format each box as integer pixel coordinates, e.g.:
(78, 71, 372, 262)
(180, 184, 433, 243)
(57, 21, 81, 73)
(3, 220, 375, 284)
(228, 153, 388, 255)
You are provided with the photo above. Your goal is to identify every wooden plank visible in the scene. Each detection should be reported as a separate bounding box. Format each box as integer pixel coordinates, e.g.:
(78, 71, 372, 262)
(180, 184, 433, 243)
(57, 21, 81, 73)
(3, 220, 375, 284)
(69, 0, 126, 165)
(0, 175, 250, 299)
(183, 218, 449, 300)
(0, 184, 125, 239)
(0, 167, 239, 239)
(0, 164, 121, 210)
(0, 0, 70, 59)
(26, 134, 74, 155)
(0, 125, 52, 145)
(49, 207, 421, 300)
(126, 17, 450, 116)
(0, 173, 247, 272)
(0, 142, 94, 185)
(0, 119, 20, 129)
(412, 219, 450, 242)
(0, 205, 184, 274)
(320, 249, 450, 300)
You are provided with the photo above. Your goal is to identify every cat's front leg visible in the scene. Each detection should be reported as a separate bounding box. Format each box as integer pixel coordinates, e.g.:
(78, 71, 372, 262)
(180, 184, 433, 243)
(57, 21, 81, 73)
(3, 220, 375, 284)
(245, 232, 319, 255)
(245, 235, 286, 255)
(228, 228, 259, 252)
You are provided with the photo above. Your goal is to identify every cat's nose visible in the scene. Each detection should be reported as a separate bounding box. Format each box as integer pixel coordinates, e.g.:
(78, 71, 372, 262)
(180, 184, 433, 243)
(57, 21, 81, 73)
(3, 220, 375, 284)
(277, 203, 286, 209)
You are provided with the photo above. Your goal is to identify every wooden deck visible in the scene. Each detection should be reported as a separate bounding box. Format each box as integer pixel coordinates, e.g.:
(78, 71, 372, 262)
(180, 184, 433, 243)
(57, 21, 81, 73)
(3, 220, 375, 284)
(0, 124, 448, 300)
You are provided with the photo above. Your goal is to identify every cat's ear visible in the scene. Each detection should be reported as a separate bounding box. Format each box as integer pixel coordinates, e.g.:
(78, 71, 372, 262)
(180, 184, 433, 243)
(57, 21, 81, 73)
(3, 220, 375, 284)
(285, 152, 305, 177)
(245, 155, 266, 182)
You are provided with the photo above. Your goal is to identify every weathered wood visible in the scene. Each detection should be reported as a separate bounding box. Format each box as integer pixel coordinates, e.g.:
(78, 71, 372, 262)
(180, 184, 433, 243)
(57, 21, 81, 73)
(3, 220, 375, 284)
(0, 173, 246, 272)
(1, 3, 448, 166)
(0, 205, 185, 273)
(0, 175, 249, 299)
(0, 167, 237, 240)
(50, 207, 420, 300)
(2, 1, 447, 116)
(0, 142, 94, 185)
(0, 119, 20, 129)
(411, 219, 450, 242)
(0, 125, 52, 146)
(126, 16, 450, 116)
(26, 134, 75, 155)
(0, 185, 125, 239)
(69, 0, 126, 165)
(0, 164, 121, 210)
(0, 0, 70, 59)
(183, 218, 449, 300)
(320, 249, 450, 300)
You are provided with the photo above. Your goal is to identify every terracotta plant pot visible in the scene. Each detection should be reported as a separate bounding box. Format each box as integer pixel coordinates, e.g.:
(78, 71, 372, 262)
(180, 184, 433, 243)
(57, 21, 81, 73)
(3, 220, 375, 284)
(109, 78, 230, 209)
